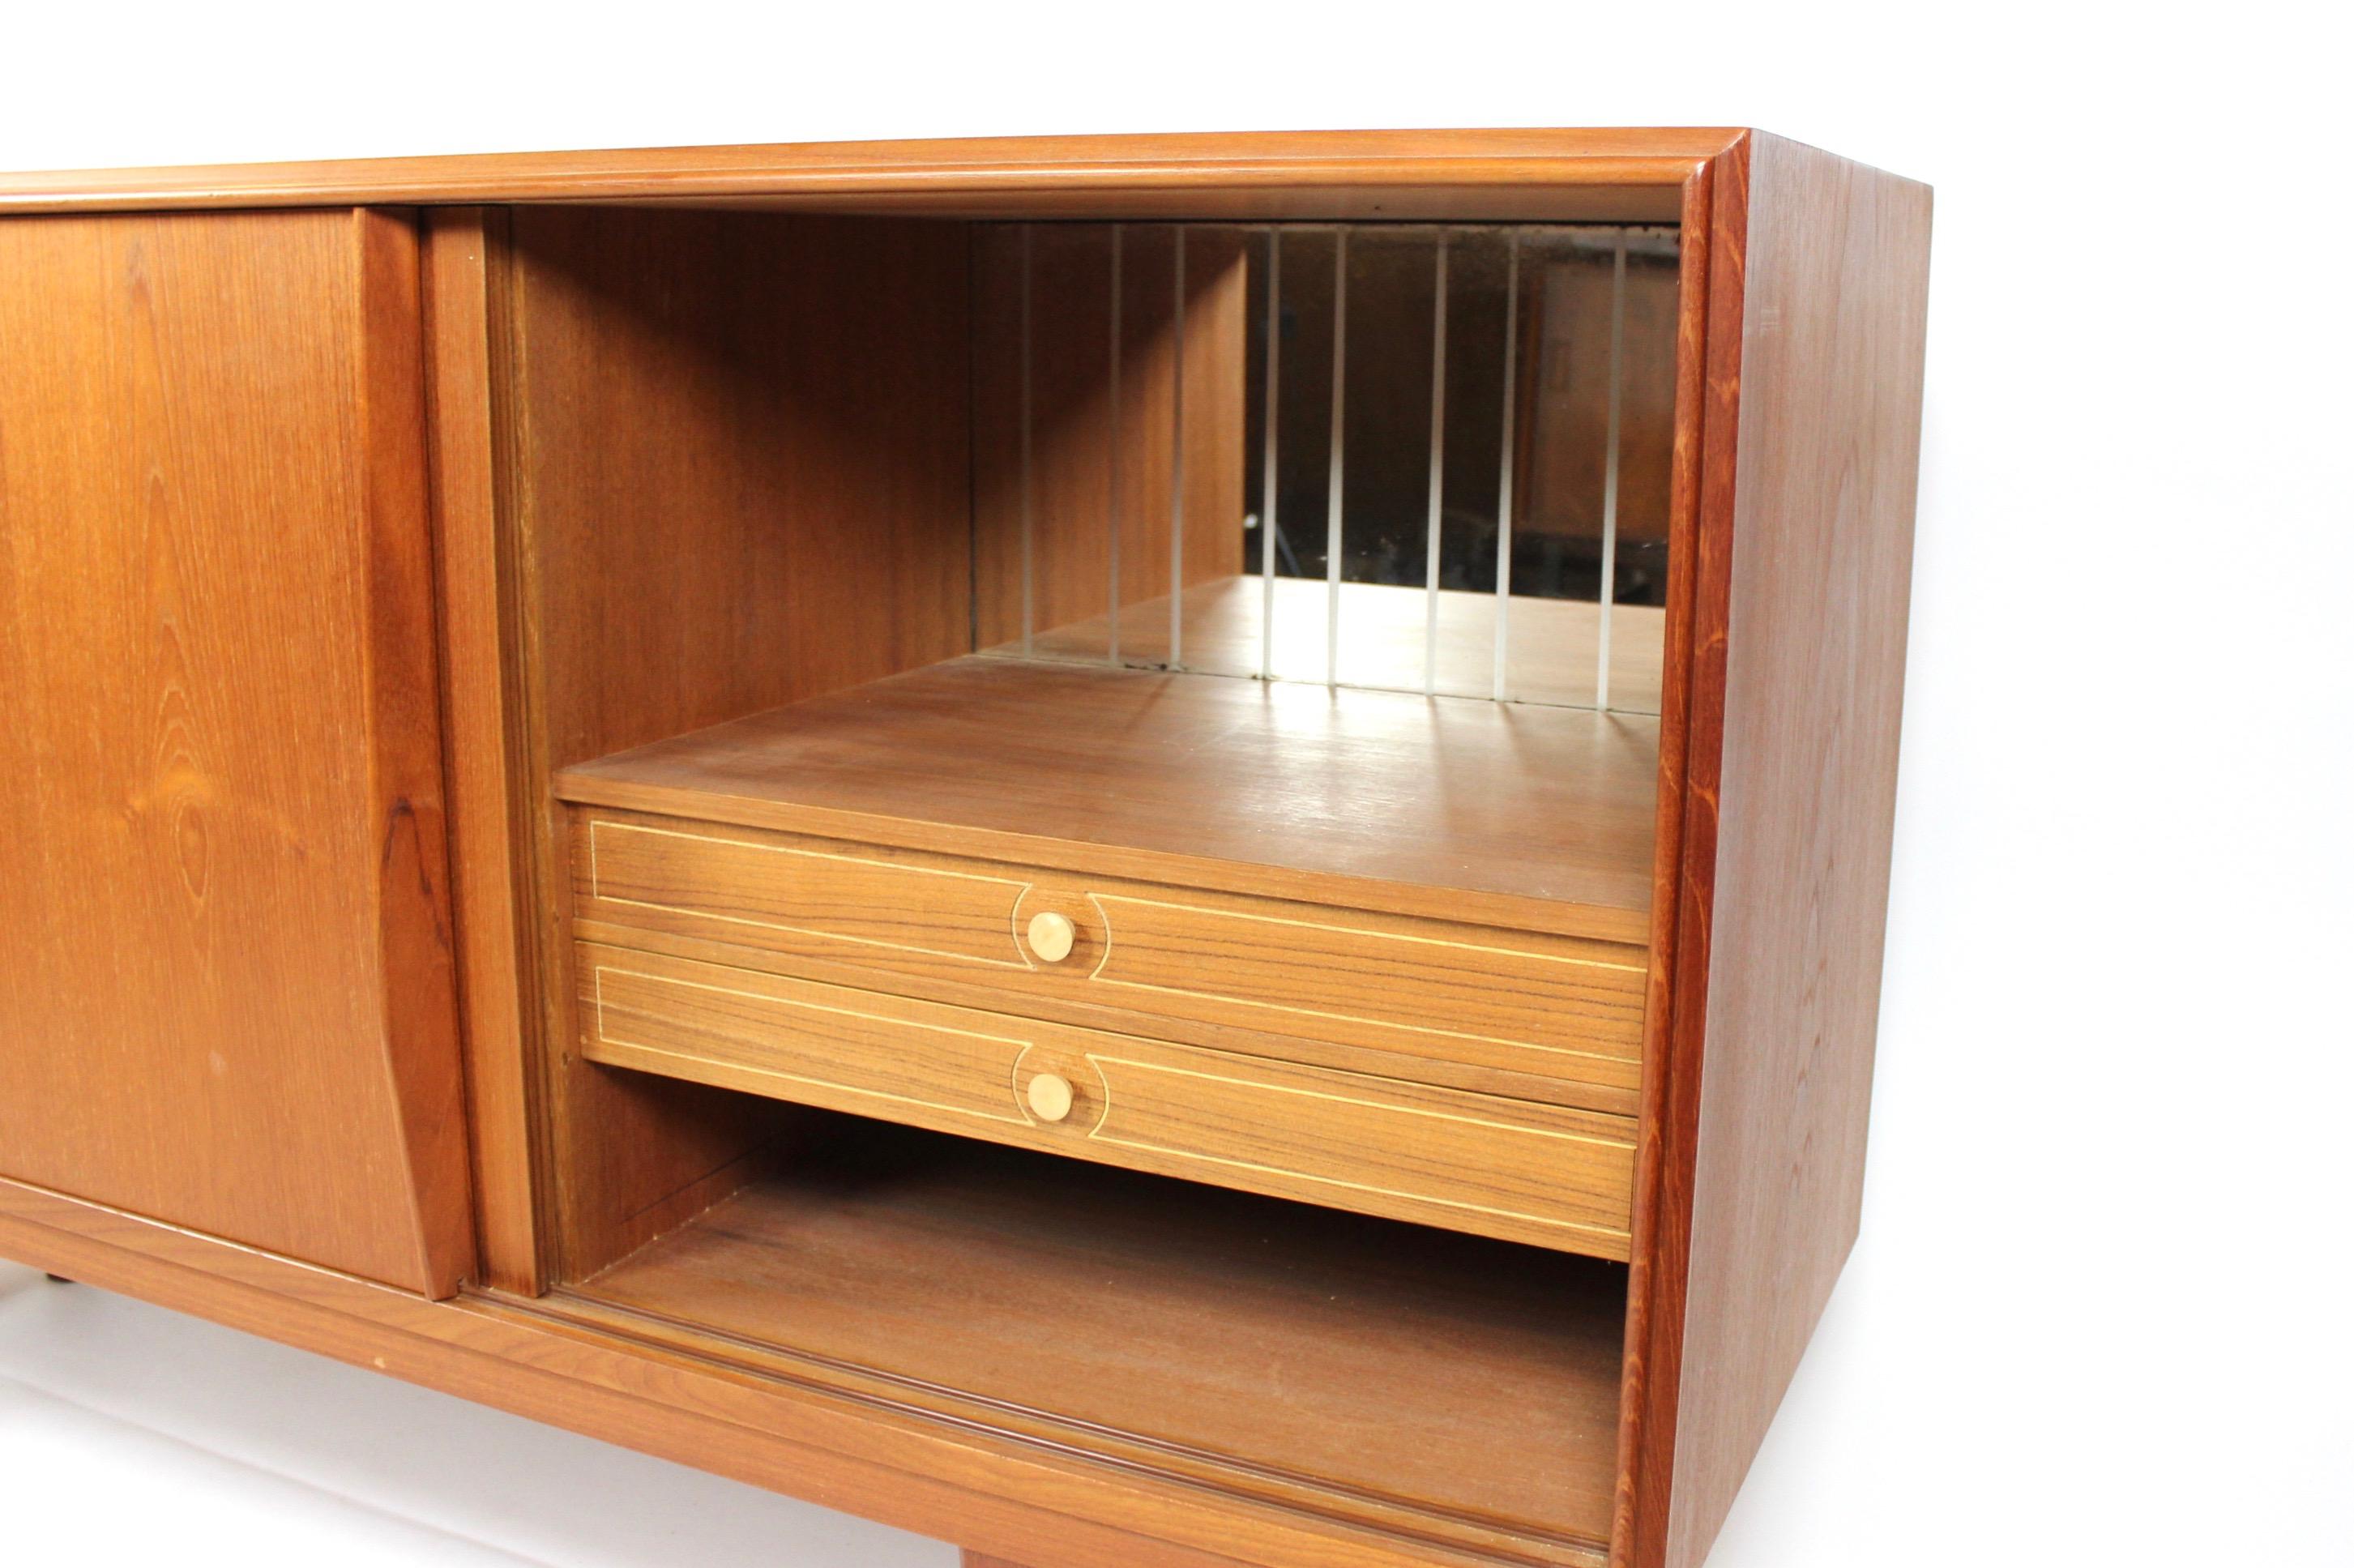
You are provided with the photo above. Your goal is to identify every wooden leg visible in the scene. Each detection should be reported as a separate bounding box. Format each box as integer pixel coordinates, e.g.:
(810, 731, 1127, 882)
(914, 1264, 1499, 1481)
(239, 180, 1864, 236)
(961, 1554, 1036, 1568)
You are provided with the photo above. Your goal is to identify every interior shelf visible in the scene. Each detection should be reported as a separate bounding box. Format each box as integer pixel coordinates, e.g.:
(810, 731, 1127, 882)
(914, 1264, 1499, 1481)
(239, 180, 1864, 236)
(566, 1121, 1626, 1552)
(556, 652, 1660, 925)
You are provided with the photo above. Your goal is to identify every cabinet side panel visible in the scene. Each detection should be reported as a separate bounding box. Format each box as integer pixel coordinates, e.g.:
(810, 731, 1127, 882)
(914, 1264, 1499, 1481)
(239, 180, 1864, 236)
(1664, 136, 1931, 1568)
(0, 210, 468, 1292)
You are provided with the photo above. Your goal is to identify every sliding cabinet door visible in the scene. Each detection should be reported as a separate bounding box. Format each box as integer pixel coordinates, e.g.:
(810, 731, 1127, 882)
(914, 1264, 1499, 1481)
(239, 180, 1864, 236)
(0, 208, 472, 1295)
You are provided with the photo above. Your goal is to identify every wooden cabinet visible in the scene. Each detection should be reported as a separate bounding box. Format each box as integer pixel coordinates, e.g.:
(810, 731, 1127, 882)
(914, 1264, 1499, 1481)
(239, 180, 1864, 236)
(0, 208, 471, 1296)
(0, 130, 1929, 1568)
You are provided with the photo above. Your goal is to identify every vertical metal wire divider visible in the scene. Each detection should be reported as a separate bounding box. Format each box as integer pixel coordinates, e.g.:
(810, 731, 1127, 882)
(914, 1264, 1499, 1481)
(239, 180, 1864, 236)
(1169, 227, 1186, 671)
(1259, 228, 1280, 681)
(1423, 233, 1450, 697)
(1019, 225, 1035, 657)
(1324, 229, 1348, 688)
(1493, 230, 1521, 703)
(1107, 224, 1124, 667)
(1595, 235, 1627, 712)
(1001, 220, 1656, 705)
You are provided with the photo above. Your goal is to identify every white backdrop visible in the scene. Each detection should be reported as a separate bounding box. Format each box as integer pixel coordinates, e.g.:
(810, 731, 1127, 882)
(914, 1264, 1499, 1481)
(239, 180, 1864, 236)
(2, 5, 2348, 1565)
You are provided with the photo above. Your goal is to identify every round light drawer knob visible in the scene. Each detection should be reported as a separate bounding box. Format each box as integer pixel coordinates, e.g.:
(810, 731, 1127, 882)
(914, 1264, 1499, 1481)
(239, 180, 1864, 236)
(1026, 1072, 1075, 1123)
(1026, 910, 1075, 963)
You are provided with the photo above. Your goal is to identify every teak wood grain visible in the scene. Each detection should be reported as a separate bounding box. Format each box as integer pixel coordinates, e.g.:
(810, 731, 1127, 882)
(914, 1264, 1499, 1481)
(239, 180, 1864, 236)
(0, 207, 472, 1297)
(557, 656, 1660, 940)
(1617, 134, 1931, 1568)
(575, 941, 1638, 1256)
(567, 806, 1647, 1113)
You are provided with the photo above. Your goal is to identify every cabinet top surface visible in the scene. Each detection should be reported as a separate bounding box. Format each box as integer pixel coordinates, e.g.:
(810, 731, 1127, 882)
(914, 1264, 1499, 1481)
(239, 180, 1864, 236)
(0, 127, 1750, 216)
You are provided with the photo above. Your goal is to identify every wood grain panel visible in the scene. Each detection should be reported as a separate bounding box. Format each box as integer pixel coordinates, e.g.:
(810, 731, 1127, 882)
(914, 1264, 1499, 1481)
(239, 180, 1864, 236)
(509, 207, 975, 772)
(568, 806, 1647, 1111)
(582, 946, 1037, 1134)
(585, 815, 1032, 972)
(575, 942, 1636, 1257)
(574, 910, 1634, 1114)
(1627, 135, 1932, 1568)
(503, 207, 980, 1279)
(1080, 1044, 1633, 1257)
(0, 208, 471, 1295)
(0, 127, 1737, 219)
(558, 655, 1660, 941)
(1086, 887, 1645, 1089)
(0, 1172, 1595, 1568)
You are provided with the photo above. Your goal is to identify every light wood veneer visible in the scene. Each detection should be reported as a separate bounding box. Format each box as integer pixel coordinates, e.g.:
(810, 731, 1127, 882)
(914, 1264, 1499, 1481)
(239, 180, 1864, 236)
(575, 942, 1637, 1256)
(566, 804, 1647, 1113)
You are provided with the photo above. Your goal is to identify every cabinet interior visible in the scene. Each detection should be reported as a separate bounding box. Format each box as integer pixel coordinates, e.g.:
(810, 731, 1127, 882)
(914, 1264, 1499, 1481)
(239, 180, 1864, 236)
(498, 202, 1682, 1561)
(557, 1112, 1629, 1555)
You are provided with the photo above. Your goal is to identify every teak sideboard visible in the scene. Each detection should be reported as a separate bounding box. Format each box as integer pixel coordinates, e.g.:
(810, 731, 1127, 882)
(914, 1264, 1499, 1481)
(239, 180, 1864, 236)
(0, 129, 1929, 1568)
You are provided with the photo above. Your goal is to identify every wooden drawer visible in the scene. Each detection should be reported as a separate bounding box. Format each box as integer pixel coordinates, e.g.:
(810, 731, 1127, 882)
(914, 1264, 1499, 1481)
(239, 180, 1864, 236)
(576, 941, 1637, 1258)
(570, 808, 1647, 1114)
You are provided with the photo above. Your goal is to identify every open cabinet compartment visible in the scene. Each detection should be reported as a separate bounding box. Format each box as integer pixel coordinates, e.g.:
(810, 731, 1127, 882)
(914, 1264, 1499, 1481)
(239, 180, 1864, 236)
(498, 196, 1686, 1565)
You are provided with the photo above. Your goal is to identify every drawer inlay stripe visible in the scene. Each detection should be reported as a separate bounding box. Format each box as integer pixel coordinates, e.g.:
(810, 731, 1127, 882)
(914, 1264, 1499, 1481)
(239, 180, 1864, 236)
(1087, 893, 1646, 975)
(1089, 1054, 1634, 1150)
(592, 964, 1036, 1127)
(1087, 894, 1641, 1067)
(590, 818, 1036, 970)
(1084, 1053, 1634, 1244)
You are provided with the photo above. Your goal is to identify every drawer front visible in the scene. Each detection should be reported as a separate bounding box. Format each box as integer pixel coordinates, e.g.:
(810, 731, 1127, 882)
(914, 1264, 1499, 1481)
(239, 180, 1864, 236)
(574, 810, 1647, 1109)
(579, 942, 1637, 1259)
